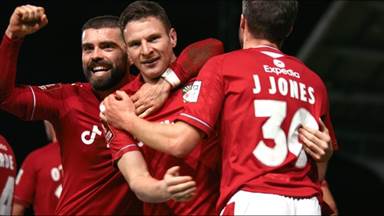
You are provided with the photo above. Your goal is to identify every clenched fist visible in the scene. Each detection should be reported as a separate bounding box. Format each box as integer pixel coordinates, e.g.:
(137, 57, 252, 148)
(5, 4, 48, 39)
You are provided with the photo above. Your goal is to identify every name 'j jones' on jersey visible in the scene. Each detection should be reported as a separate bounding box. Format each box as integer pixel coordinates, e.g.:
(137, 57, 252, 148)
(252, 60, 315, 105)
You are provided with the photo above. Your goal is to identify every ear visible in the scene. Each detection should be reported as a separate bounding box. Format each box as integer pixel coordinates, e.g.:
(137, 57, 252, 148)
(169, 28, 177, 48)
(240, 14, 246, 31)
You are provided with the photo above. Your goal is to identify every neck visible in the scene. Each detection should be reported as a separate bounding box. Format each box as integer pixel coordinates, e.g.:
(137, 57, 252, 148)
(243, 38, 279, 50)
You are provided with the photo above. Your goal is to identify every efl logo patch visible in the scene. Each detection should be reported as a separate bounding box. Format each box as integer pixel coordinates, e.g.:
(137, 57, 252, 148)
(183, 81, 201, 103)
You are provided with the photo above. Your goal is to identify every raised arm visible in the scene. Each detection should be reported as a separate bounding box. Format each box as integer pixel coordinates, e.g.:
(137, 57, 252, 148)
(0, 5, 48, 101)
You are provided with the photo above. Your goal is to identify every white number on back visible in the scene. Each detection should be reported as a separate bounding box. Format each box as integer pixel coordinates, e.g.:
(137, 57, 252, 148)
(0, 176, 15, 215)
(253, 100, 318, 167)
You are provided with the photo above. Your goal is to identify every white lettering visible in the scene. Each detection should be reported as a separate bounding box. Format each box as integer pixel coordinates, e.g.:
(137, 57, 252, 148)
(268, 77, 277, 94)
(308, 87, 315, 104)
(253, 75, 316, 105)
(289, 80, 299, 99)
(253, 75, 261, 94)
(278, 78, 288, 96)
(0, 153, 14, 170)
(263, 65, 300, 78)
(299, 83, 308, 102)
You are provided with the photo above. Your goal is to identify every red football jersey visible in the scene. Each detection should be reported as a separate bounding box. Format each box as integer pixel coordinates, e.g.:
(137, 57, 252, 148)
(0, 34, 142, 215)
(109, 76, 220, 215)
(1, 83, 142, 215)
(176, 46, 338, 212)
(0, 135, 17, 215)
(14, 142, 62, 215)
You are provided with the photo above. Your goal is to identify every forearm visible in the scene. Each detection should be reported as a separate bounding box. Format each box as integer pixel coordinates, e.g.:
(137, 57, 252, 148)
(117, 153, 169, 203)
(12, 202, 26, 216)
(321, 180, 338, 215)
(130, 174, 170, 203)
(316, 161, 328, 181)
(122, 115, 199, 157)
(0, 35, 22, 101)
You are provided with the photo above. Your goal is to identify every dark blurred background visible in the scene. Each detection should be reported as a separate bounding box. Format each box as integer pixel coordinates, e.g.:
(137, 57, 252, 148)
(1, 0, 383, 215)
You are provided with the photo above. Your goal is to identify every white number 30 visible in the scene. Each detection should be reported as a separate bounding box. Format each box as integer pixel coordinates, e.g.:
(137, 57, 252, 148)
(253, 100, 318, 168)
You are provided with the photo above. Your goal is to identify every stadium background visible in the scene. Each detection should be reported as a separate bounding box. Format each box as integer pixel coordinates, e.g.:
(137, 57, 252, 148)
(1, 0, 383, 214)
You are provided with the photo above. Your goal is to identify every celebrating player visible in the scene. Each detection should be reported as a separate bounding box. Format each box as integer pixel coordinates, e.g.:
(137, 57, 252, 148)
(100, 0, 338, 215)
(0, 4, 216, 215)
(101, 1, 223, 215)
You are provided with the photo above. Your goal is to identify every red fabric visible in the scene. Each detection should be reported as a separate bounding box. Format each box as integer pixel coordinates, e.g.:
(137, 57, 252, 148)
(0, 82, 142, 215)
(0, 135, 17, 215)
(171, 38, 224, 84)
(14, 142, 62, 215)
(0, 35, 22, 101)
(110, 77, 220, 215)
(0, 33, 142, 214)
(221, 202, 235, 216)
(176, 47, 338, 212)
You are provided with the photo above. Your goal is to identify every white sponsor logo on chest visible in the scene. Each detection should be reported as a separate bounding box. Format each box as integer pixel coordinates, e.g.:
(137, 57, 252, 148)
(81, 125, 102, 145)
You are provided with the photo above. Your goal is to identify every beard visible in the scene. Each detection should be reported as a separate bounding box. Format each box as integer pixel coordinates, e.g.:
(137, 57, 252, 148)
(83, 66, 127, 91)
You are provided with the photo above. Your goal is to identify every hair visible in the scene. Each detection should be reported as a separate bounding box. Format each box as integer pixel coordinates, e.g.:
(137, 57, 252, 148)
(119, 0, 172, 32)
(81, 15, 121, 31)
(242, 0, 298, 45)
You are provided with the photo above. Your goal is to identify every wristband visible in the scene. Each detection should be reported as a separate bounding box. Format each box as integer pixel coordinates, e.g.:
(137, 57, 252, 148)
(161, 68, 181, 88)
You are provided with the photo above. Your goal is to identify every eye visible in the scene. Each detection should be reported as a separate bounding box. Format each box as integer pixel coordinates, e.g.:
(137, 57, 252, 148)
(82, 44, 93, 53)
(100, 42, 117, 52)
(128, 41, 140, 48)
(148, 35, 160, 43)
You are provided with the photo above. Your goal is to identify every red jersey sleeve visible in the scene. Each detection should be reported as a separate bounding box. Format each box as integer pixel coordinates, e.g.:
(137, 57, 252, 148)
(102, 122, 140, 163)
(0, 34, 64, 122)
(319, 85, 338, 151)
(0, 35, 22, 101)
(176, 56, 225, 137)
(1, 84, 64, 122)
(14, 152, 38, 207)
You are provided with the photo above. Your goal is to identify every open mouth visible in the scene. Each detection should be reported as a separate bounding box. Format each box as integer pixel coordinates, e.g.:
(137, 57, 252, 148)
(90, 65, 112, 74)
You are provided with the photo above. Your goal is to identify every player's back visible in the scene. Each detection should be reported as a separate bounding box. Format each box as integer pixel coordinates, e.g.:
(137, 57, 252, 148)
(215, 46, 331, 210)
(14, 142, 62, 214)
(0, 134, 17, 215)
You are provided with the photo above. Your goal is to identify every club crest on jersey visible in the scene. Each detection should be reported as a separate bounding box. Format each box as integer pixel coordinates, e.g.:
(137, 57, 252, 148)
(183, 81, 201, 103)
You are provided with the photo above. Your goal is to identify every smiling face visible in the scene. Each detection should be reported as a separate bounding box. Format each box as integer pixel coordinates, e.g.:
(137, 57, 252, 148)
(81, 27, 128, 91)
(123, 16, 177, 83)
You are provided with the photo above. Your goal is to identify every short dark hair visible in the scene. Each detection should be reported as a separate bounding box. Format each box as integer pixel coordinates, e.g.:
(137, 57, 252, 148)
(119, 0, 172, 32)
(82, 15, 121, 31)
(242, 0, 298, 45)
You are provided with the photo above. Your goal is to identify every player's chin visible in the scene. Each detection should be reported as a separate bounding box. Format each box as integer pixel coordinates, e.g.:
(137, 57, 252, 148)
(90, 77, 114, 91)
(141, 66, 166, 80)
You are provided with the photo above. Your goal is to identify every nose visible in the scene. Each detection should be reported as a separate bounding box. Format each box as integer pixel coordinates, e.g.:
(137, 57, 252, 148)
(90, 47, 103, 61)
(140, 41, 153, 56)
